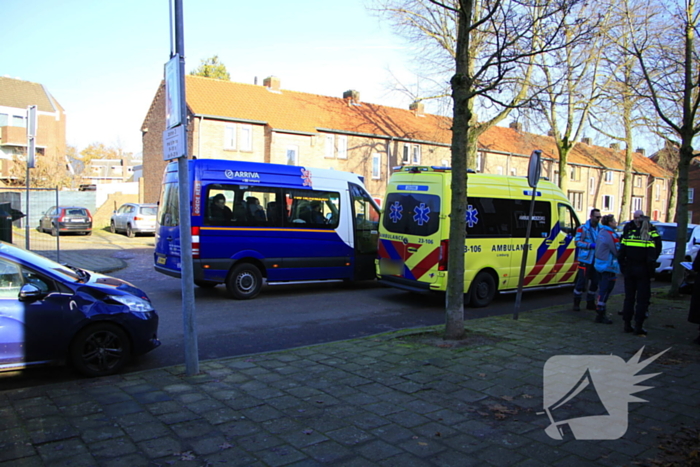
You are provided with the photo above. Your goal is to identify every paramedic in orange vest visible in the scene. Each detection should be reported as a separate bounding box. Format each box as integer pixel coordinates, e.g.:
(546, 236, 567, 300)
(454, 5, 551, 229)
(573, 209, 602, 311)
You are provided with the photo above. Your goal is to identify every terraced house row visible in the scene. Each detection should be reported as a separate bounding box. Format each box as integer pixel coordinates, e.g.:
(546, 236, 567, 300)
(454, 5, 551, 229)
(141, 75, 675, 223)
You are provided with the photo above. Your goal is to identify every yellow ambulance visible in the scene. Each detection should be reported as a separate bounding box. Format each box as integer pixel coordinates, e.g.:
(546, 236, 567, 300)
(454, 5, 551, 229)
(376, 166, 581, 307)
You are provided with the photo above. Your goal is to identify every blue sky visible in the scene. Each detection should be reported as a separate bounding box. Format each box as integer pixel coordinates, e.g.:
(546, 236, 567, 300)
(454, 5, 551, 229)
(1, 0, 414, 154)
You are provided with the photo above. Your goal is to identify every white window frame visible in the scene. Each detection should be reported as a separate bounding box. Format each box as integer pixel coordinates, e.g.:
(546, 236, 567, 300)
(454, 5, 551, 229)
(412, 145, 421, 164)
(441, 159, 449, 167)
(239, 125, 252, 151)
(337, 135, 347, 159)
(655, 183, 661, 200)
(589, 177, 595, 192)
(496, 166, 503, 175)
(286, 146, 298, 166)
(325, 134, 334, 158)
(602, 194, 614, 211)
(604, 170, 613, 184)
(634, 175, 642, 188)
(689, 188, 695, 203)
(632, 197, 643, 212)
(224, 125, 236, 150)
(476, 153, 483, 172)
(372, 153, 381, 179)
(402, 145, 410, 164)
(510, 168, 517, 176)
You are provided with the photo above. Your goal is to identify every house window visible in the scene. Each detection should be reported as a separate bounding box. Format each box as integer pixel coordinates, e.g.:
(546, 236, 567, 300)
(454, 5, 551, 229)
(570, 166, 580, 182)
(476, 153, 483, 172)
(568, 191, 583, 211)
(589, 177, 595, 192)
(496, 166, 503, 175)
(632, 197, 643, 212)
(402, 145, 410, 164)
(655, 183, 660, 200)
(412, 145, 421, 164)
(553, 170, 559, 186)
(511, 168, 517, 176)
(689, 188, 695, 203)
(634, 175, 642, 188)
(286, 146, 298, 166)
(602, 195, 614, 211)
(604, 171, 613, 184)
(325, 135, 334, 158)
(441, 159, 449, 167)
(0, 114, 7, 126)
(12, 115, 26, 127)
(337, 136, 347, 159)
(224, 125, 236, 149)
(372, 153, 381, 179)
(239, 125, 252, 151)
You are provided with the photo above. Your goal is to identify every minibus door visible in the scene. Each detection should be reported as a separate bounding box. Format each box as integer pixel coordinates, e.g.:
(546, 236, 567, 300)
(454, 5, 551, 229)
(350, 183, 380, 281)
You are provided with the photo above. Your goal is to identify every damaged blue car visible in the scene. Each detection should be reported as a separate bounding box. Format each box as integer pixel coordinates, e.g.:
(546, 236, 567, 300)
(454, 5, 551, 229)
(0, 242, 160, 377)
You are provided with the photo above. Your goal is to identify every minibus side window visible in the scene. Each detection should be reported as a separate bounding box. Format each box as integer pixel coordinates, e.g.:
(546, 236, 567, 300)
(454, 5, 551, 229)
(205, 187, 237, 226)
(349, 183, 380, 254)
(558, 203, 580, 235)
(465, 198, 511, 237)
(512, 200, 550, 238)
(158, 183, 179, 227)
(242, 188, 281, 227)
(284, 189, 340, 229)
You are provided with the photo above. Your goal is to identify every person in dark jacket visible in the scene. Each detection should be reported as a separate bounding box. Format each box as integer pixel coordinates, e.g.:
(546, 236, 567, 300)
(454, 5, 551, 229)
(688, 253, 700, 344)
(618, 216, 662, 335)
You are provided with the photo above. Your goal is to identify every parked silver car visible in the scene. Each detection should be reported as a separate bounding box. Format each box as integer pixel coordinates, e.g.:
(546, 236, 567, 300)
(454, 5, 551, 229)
(110, 203, 158, 237)
(654, 222, 700, 275)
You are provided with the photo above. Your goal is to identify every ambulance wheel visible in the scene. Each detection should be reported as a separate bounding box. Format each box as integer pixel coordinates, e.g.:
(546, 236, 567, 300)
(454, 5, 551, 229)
(226, 263, 262, 300)
(469, 271, 496, 308)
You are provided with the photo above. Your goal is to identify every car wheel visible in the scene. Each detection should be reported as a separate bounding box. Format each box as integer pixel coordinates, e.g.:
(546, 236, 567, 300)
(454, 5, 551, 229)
(469, 271, 496, 308)
(226, 263, 263, 300)
(51, 224, 59, 237)
(70, 323, 131, 377)
(126, 224, 135, 238)
(110, 221, 116, 234)
(194, 280, 218, 288)
(84, 231, 92, 236)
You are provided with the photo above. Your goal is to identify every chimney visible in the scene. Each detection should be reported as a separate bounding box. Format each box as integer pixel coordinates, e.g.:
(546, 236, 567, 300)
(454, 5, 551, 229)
(582, 137, 591, 145)
(610, 143, 620, 150)
(343, 90, 360, 105)
(509, 121, 522, 131)
(636, 147, 646, 156)
(409, 100, 425, 116)
(263, 76, 280, 91)
(548, 129, 556, 137)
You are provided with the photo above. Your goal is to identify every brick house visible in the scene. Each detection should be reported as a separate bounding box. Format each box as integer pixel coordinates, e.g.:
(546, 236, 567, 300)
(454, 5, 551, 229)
(0, 77, 67, 182)
(141, 75, 670, 222)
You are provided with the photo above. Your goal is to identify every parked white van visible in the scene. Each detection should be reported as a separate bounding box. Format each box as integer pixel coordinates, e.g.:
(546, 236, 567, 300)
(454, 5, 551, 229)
(654, 222, 700, 275)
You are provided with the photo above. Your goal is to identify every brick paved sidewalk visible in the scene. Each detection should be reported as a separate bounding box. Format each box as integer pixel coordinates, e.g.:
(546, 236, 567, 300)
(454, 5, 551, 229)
(1, 293, 698, 466)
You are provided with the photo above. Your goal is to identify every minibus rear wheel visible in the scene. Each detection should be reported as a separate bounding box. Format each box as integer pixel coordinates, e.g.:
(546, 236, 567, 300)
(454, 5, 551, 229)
(469, 271, 496, 308)
(226, 263, 263, 300)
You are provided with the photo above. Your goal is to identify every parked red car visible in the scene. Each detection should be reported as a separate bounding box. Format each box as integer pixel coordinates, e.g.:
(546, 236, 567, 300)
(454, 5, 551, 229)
(38, 206, 92, 236)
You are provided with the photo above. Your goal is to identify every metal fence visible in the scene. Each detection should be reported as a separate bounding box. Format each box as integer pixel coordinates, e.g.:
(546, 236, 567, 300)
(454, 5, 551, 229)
(0, 187, 61, 258)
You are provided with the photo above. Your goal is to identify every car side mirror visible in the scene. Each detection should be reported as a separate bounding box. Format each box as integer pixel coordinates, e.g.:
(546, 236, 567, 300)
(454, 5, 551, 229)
(19, 283, 42, 302)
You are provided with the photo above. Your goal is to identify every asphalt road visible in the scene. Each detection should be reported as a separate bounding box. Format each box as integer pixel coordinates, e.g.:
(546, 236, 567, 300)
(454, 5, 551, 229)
(0, 231, 644, 390)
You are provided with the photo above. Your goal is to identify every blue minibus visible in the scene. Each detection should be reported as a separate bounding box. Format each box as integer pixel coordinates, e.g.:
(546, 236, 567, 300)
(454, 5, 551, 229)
(154, 159, 381, 299)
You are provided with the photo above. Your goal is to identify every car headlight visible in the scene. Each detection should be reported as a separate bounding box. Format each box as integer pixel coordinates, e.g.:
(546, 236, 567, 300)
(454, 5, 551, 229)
(662, 248, 675, 255)
(108, 294, 154, 312)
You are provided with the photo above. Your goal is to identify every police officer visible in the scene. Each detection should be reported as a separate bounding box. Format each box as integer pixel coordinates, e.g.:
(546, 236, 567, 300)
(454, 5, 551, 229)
(573, 209, 602, 311)
(618, 215, 661, 335)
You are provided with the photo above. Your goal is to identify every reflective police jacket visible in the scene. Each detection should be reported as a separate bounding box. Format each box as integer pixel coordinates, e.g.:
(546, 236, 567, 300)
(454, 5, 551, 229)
(618, 224, 661, 268)
(575, 220, 601, 265)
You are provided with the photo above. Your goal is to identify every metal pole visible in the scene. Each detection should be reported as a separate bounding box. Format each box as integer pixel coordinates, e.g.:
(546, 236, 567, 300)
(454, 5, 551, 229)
(25, 168, 29, 250)
(55, 187, 60, 263)
(174, 0, 199, 376)
(513, 188, 537, 320)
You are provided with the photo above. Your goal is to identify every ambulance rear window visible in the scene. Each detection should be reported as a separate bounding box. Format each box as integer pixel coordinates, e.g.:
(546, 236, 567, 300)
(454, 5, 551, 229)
(383, 193, 440, 236)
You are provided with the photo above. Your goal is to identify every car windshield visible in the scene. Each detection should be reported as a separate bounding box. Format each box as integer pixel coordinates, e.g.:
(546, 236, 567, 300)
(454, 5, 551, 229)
(655, 225, 693, 242)
(140, 206, 157, 216)
(66, 208, 88, 216)
(0, 243, 83, 282)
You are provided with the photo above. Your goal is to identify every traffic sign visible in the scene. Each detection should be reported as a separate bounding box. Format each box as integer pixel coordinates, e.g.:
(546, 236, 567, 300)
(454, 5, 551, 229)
(163, 125, 186, 160)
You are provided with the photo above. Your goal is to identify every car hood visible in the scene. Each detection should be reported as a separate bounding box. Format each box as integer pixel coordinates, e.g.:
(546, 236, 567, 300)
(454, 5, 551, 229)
(82, 273, 149, 300)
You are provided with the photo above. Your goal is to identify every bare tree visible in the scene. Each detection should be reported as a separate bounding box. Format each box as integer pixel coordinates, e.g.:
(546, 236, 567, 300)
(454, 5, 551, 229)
(622, 0, 700, 295)
(527, 1, 610, 195)
(589, 0, 652, 222)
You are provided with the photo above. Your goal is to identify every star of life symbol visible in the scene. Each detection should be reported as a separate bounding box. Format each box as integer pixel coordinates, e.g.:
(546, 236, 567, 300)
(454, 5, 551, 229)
(540, 346, 669, 440)
(301, 168, 312, 187)
(389, 201, 403, 223)
(413, 203, 431, 226)
(465, 204, 479, 228)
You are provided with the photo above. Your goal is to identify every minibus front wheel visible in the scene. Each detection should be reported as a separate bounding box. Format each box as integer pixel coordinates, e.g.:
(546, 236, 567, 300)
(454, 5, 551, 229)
(226, 263, 263, 300)
(469, 271, 496, 308)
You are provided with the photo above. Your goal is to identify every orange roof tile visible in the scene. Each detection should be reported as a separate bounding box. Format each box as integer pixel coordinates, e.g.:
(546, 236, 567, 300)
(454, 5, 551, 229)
(181, 75, 669, 178)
